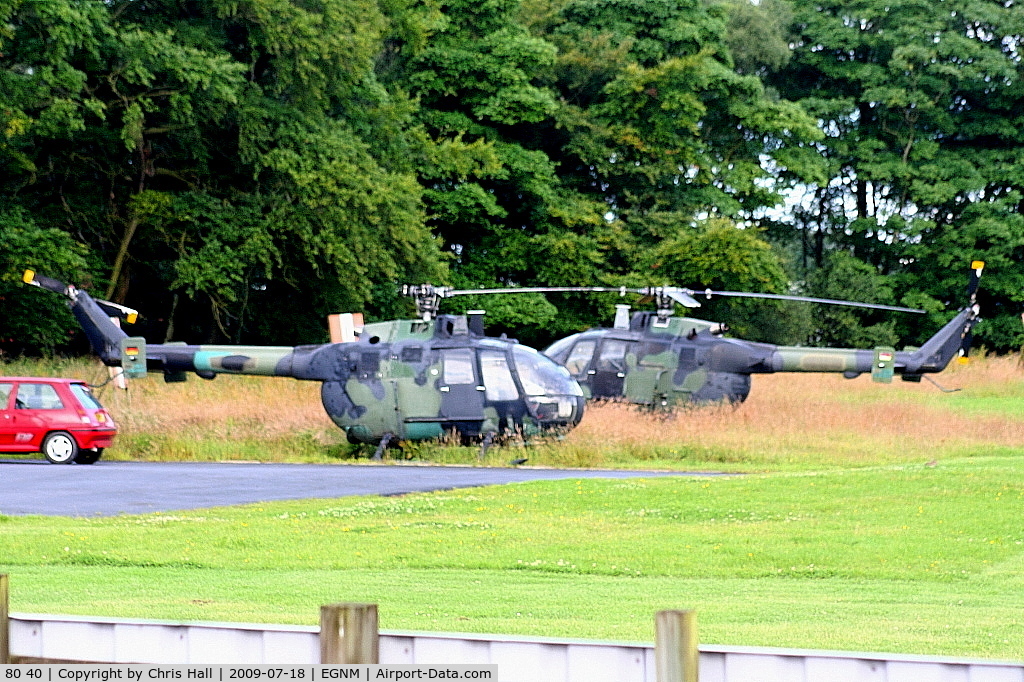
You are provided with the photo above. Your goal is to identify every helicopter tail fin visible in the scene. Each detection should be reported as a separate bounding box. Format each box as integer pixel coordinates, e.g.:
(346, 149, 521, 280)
(901, 261, 983, 377)
(23, 269, 131, 366)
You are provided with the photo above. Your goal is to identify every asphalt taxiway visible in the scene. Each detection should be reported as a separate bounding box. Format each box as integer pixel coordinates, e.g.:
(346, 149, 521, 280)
(0, 460, 722, 516)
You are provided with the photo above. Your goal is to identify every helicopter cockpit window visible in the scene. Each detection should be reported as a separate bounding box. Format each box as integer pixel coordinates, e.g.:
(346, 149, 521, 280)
(596, 340, 628, 372)
(442, 349, 476, 385)
(513, 346, 583, 397)
(542, 333, 580, 364)
(564, 340, 596, 376)
(479, 350, 518, 401)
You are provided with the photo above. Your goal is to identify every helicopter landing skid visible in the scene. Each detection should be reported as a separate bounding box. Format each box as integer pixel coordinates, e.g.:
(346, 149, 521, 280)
(478, 432, 495, 460)
(373, 433, 393, 461)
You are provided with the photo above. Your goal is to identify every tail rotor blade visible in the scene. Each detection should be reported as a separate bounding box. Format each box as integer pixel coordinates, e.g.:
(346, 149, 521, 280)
(967, 260, 985, 302)
(22, 269, 67, 294)
(957, 331, 974, 364)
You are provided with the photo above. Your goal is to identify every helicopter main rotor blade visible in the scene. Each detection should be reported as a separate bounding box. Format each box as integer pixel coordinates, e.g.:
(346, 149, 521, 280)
(439, 285, 704, 309)
(417, 283, 924, 314)
(438, 286, 633, 297)
(702, 290, 926, 314)
(660, 289, 702, 308)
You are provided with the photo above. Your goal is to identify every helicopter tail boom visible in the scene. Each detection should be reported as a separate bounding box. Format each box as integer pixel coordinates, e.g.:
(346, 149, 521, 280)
(23, 271, 340, 382)
(764, 293, 981, 379)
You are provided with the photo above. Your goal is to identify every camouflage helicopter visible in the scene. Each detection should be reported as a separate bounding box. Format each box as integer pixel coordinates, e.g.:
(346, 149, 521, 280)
(421, 262, 985, 408)
(23, 271, 585, 456)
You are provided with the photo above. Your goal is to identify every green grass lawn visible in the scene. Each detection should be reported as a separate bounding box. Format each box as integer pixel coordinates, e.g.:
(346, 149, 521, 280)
(2, 455, 1023, 660)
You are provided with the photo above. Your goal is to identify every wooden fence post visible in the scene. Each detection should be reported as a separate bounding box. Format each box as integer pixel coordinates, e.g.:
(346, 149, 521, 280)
(655, 609, 698, 682)
(320, 603, 379, 664)
(1, 574, 9, 664)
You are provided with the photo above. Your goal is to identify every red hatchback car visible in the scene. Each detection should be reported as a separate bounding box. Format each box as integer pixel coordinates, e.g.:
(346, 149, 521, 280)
(0, 377, 117, 464)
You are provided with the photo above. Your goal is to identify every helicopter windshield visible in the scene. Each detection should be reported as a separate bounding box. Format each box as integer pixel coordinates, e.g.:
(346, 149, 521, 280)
(513, 346, 583, 397)
(542, 333, 579, 364)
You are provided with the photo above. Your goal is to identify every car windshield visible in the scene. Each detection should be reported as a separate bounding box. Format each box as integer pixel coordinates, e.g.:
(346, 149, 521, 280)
(70, 383, 103, 409)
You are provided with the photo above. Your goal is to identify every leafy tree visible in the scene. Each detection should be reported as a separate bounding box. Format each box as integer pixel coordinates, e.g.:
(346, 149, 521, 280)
(1, 0, 446, 346)
(0, 207, 88, 356)
(805, 251, 901, 347)
(772, 0, 1024, 350)
(387, 0, 827, 345)
(718, 0, 794, 78)
(375, 0, 619, 344)
(537, 0, 823, 236)
(639, 217, 808, 342)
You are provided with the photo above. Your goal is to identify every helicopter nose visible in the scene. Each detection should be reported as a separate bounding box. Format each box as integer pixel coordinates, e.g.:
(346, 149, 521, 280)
(527, 395, 585, 425)
(572, 395, 586, 424)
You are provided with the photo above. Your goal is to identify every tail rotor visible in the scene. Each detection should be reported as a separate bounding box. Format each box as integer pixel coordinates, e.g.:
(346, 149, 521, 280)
(957, 261, 985, 364)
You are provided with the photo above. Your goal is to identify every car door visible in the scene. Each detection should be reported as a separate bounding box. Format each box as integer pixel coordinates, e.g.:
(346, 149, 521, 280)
(9, 381, 70, 451)
(0, 381, 17, 449)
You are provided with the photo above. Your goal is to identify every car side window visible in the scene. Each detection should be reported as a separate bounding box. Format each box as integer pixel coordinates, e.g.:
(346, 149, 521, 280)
(70, 383, 104, 409)
(15, 383, 65, 410)
(0, 383, 12, 409)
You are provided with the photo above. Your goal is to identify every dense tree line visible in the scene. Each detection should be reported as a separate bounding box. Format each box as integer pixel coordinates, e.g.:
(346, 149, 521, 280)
(2, 0, 1021, 355)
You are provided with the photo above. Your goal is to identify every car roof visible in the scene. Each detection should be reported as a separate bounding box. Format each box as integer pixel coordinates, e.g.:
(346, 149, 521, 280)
(0, 377, 87, 384)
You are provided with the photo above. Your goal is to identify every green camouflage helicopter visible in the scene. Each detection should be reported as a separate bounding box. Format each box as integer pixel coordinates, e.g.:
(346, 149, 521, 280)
(23, 271, 585, 454)
(421, 262, 985, 408)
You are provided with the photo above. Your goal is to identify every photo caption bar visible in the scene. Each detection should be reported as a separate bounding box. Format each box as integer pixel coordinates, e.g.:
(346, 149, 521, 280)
(0, 666, 496, 681)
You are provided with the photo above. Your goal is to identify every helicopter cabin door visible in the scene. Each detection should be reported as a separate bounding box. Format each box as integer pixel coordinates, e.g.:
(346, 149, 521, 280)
(559, 339, 597, 397)
(438, 348, 486, 424)
(590, 339, 629, 399)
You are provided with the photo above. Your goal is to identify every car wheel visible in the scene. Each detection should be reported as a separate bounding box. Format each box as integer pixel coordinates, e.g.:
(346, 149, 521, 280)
(76, 448, 102, 465)
(42, 431, 79, 464)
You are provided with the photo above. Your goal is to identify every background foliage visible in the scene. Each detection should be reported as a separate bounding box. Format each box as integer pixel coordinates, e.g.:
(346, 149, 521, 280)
(2, 0, 1021, 354)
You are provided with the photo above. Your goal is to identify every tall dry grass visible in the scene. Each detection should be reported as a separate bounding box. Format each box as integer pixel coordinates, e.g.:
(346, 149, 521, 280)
(557, 354, 1024, 468)
(3, 355, 1022, 468)
(105, 372, 337, 440)
(103, 370, 345, 461)
(1, 358, 344, 462)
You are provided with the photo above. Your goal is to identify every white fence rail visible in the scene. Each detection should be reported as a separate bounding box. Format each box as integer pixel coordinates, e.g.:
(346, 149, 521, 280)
(9, 613, 1024, 682)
